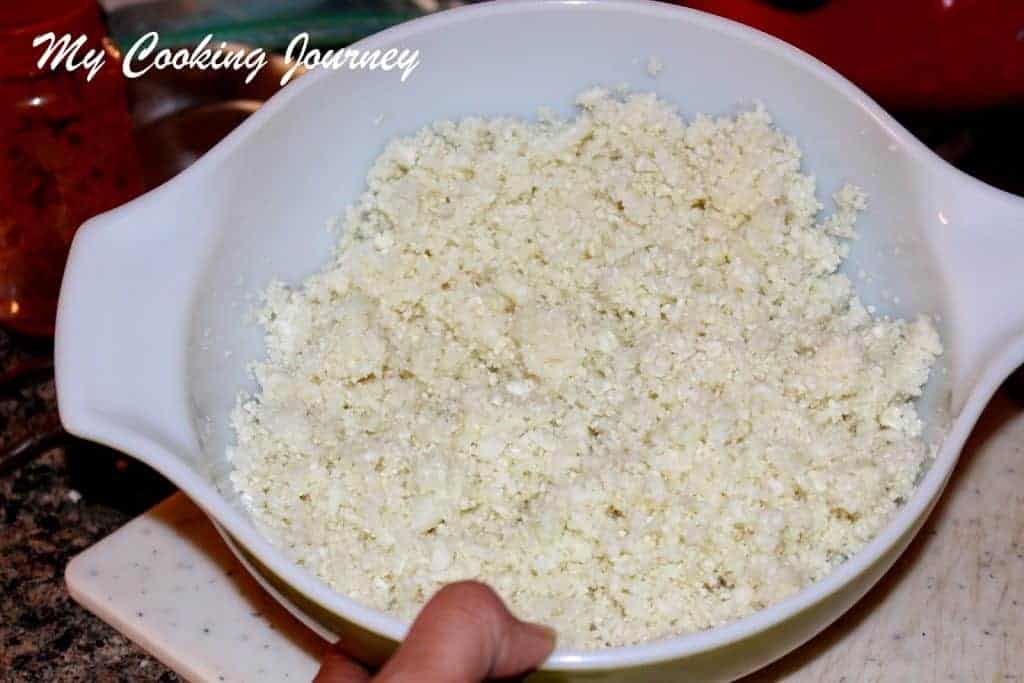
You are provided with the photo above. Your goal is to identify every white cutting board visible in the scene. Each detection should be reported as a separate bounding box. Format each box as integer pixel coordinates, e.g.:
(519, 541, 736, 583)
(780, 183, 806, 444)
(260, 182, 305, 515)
(66, 494, 326, 682)
(67, 391, 1024, 682)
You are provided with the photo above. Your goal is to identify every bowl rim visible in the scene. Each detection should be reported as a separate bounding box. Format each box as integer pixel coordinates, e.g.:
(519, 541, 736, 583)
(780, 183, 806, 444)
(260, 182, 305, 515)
(56, 0, 1024, 670)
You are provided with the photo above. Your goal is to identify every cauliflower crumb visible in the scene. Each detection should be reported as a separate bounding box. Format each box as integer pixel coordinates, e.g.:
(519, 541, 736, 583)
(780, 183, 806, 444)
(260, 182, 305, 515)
(229, 90, 942, 649)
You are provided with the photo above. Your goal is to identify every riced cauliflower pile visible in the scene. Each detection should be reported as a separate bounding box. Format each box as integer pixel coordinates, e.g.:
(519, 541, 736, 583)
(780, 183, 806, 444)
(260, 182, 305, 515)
(229, 89, 942, 649)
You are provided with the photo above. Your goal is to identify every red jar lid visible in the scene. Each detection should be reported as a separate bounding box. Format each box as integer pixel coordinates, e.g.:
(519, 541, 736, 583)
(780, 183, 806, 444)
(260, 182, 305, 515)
(0, 0, 107, 78)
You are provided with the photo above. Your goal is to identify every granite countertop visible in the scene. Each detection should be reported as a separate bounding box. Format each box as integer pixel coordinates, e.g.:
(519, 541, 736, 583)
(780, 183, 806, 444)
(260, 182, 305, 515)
(0, 331, 178, 682)
(1, 452, 176, 681)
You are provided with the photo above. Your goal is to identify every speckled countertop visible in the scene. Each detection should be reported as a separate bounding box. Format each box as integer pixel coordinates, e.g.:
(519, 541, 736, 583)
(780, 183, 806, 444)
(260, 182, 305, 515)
(0, 330, 177, 682)
(1, 452, 176, 681)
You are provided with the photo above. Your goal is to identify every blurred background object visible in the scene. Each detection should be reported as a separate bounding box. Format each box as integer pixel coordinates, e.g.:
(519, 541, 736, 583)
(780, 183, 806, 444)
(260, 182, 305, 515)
(127, 47, 299, 186)
(100, 0, 1024, 110)
(0, 0, 143, 337)
(682, 0, 1024, 111)
(102, 0, 455, 49)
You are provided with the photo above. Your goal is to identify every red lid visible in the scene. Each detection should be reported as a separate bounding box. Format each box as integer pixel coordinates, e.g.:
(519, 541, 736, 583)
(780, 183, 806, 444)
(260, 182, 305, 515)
(0, 0, 107, 78)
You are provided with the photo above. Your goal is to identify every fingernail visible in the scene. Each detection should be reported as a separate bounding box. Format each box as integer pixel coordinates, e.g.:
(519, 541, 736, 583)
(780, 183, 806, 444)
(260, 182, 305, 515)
(526, 622, 558, 649)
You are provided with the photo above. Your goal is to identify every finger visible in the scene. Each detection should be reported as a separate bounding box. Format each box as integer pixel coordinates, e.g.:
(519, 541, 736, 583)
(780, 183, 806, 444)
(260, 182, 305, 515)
(313, 644, 372, 683)
(375, 581, 556, 683)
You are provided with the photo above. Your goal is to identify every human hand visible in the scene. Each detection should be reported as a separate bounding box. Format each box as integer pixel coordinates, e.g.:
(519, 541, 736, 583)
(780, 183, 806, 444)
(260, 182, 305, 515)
(314, 581, 556, 682)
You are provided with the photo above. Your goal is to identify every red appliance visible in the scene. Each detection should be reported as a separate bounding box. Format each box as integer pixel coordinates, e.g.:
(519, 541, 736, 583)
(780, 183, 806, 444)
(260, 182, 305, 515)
(681, 0, 1024, 110)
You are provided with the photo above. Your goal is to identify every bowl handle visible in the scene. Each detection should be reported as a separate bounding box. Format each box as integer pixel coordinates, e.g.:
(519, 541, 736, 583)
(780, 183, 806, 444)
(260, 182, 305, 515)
(937, 178, 1024, 411)
(54, 184, 211, 469)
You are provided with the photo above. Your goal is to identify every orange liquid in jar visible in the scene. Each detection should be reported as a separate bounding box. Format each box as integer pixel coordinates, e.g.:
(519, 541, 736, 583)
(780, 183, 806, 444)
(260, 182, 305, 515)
(0, 0, 142, 336)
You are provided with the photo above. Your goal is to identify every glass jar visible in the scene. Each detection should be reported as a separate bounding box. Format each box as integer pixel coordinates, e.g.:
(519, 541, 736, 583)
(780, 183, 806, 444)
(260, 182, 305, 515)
(0, 0, 142, 336)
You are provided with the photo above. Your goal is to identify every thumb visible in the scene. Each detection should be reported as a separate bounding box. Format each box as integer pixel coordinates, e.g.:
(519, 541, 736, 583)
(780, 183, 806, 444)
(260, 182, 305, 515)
(375, 581, 556, 682)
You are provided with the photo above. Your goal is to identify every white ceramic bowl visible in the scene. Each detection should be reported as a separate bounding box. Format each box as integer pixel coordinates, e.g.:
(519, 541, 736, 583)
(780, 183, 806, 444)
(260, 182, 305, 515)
(55, 1, 1024, 680)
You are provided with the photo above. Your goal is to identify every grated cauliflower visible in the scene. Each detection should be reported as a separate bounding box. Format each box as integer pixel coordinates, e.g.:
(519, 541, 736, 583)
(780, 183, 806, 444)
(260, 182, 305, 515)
(229, 89, 942, 649)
